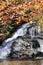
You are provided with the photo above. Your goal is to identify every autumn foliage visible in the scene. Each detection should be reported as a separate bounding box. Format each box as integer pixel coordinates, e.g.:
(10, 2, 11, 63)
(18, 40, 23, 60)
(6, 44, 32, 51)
(0, 0, 43, 25)
(0, 0, 43, 40)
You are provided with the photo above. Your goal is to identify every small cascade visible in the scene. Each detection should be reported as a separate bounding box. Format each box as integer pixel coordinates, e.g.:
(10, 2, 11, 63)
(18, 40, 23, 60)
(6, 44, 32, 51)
(0, 22, 42, 59)
(0, 23, 31, 59)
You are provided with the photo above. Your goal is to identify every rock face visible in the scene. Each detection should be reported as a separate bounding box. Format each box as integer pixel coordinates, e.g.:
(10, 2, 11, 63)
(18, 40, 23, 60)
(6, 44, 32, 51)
(11, 36, 40, 59)
(0, 22, 42, 59)
(11, 36, 31, 59)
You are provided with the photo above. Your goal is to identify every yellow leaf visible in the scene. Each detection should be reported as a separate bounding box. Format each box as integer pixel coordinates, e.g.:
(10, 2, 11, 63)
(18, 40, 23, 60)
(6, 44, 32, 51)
(34, 4, 40, 9)
(20, 11, 25, 15)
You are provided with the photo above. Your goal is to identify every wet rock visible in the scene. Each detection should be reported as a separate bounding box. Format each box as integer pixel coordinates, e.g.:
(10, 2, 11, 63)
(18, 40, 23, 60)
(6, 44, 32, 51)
(32, 39, 40, 49)
(11, 36, 32, 59)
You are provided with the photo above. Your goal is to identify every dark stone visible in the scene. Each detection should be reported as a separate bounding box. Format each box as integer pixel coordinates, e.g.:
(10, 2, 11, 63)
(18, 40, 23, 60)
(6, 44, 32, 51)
(0, 41, 3, 46)
(32, 53, 36, 58)
(2, 0, 6, 2)
(32, 39, 40, 49)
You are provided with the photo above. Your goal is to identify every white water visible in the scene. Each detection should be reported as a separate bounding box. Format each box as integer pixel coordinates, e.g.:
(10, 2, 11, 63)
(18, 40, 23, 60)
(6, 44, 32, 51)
(0, 23, 31, 59)
(0, 22, 42, 59)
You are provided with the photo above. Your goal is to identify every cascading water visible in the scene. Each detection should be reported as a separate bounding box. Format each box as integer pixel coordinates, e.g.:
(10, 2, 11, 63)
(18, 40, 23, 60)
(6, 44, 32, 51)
(0, 22, 31, 59)
(0, 22, 43, 59)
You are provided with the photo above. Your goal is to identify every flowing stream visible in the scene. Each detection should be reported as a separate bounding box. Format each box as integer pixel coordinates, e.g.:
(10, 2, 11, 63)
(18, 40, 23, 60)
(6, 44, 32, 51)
(0, 22, 43, 59)
(0, 23, 31, 59)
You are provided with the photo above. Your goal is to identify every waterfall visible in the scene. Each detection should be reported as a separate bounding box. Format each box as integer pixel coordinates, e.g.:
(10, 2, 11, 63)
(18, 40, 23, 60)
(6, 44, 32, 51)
(0, 22, 30, 59)
(0, 22, 42, 59)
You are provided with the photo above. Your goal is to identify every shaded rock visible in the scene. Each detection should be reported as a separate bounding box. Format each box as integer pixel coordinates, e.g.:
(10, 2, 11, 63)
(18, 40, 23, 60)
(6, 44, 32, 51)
(11, 36, 33, 59)
(32, 39, 40, 49)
